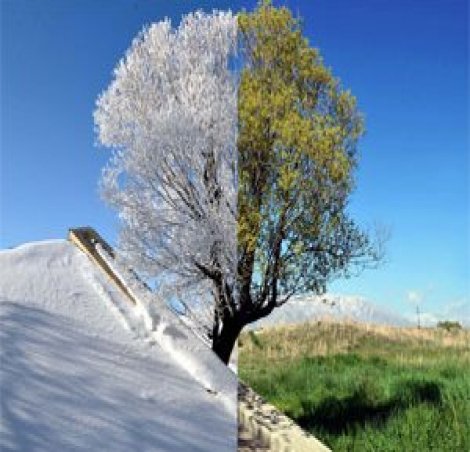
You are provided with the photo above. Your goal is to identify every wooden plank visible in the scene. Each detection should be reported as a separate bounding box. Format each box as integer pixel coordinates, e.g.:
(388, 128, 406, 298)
(68, 227, 137, 305)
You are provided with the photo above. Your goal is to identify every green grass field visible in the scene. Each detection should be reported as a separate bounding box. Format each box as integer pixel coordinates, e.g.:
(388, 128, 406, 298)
(238, 322, 470, 451)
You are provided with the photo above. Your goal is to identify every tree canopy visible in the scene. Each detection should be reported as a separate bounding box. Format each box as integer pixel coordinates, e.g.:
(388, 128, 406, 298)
(94, 12, 238, 335)
(94, 2, 382, 364)
(236, 1, 380, 330)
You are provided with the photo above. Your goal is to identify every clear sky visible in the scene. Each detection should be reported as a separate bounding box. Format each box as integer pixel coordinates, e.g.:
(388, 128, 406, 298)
(1, 0, 468, 323)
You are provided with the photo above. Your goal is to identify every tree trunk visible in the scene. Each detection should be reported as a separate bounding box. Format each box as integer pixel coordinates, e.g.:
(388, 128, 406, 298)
(212, 318, 243, 365)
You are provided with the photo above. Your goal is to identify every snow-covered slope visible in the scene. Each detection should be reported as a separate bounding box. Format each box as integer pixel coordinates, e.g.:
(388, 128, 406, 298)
(249, 293, 410, 330)
(0, 240, 236, 451)
(91, 241, 237, 402)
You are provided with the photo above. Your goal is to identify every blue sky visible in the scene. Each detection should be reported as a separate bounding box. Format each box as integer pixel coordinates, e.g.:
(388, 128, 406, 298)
(1, 0, 468, 322)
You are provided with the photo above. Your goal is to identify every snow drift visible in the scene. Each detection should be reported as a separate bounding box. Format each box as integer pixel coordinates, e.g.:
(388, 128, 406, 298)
(0, 240, 237, 451)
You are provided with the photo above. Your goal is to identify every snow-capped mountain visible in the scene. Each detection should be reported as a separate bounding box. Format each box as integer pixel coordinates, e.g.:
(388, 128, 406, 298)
(249, 293, 411, 329)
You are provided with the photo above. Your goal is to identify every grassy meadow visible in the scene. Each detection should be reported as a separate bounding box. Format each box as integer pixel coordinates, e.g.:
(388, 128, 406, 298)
(238, 321, 470, 451)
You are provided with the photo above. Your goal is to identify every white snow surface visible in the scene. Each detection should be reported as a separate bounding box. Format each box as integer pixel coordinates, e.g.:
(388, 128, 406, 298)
(0, 240, 237, 451)
(92, 242, 237, 408)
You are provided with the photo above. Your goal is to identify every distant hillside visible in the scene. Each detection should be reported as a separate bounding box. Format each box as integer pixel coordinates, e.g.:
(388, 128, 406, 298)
(249, 293, 411, 329)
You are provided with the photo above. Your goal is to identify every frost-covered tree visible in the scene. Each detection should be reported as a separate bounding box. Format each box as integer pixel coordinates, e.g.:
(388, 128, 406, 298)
(94, 11, 239, 354)
(95, 4, 383, 365)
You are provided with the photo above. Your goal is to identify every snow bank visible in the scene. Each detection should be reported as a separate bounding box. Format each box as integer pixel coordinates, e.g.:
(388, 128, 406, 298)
(93, 243, 237, 413)
(0, 240, 237, 451)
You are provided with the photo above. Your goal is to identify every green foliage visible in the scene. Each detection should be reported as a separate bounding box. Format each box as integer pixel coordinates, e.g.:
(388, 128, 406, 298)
(437, 320, 462, 332)
(237, 1, 376, 311)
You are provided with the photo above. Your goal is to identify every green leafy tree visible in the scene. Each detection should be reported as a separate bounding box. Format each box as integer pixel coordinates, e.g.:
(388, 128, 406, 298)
(437, 321, 462, 332)
(211, 1, 383, 363)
